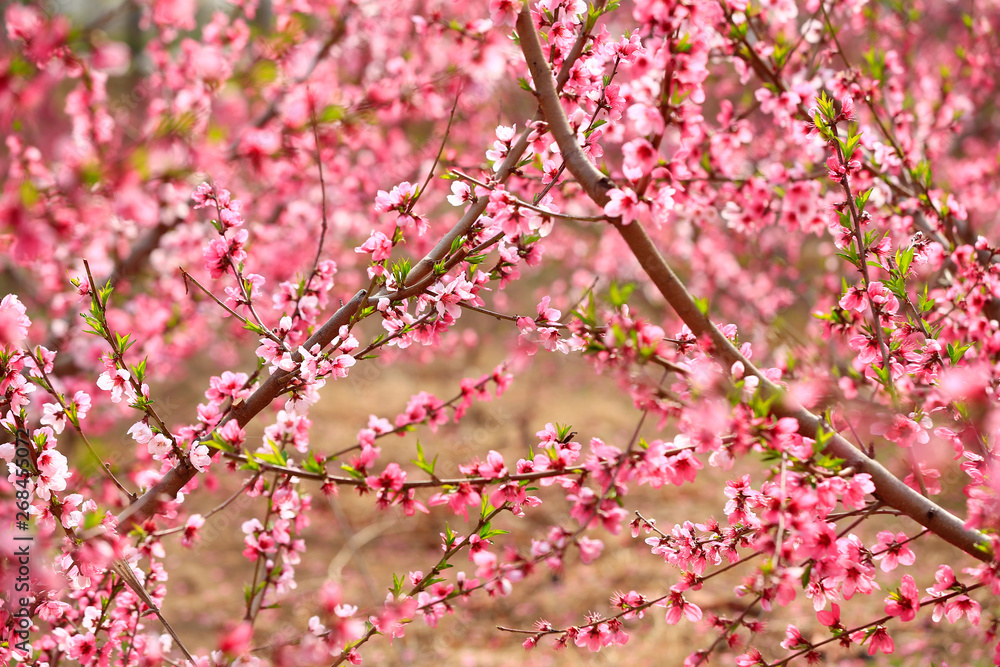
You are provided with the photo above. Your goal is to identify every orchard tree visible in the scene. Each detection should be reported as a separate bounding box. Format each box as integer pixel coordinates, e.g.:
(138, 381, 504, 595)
(1, 0, 999, 664)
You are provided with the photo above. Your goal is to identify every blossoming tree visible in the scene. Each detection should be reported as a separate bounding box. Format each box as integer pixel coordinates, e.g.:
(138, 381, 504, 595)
(2, 0, 999, 664)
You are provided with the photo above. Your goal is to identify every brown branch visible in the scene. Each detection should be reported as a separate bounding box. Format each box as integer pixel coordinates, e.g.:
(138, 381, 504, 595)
(369, 5, 606, 305)
(101, 290, 368, 536)
(515, 4, 991, 563)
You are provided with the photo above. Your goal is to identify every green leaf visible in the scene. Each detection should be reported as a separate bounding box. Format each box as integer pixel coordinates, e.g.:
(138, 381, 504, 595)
(839, 132, 861, 159)
(479, 525, 510, 540)
(411, 441, 438, 475)
(583, 119, 608, 140)
(443, 523, 457, 548)
(608, 281, 635, 307)
(854, 187, 873, 211)
(302, 451, 326, 475)
(480, 494, 497, 518)
(391, 572, 405, 596)
(835, 250, 859, 267)
(895, 247, 914, 277)
(20, 181, 39, 207)
(251, 438, 288, 466)
(946, 342, 972, 365)
(800, 562, 813, 588)
(319, 104, 345, 123)
(340, 463, 365, 479)
(244, 321, 268, 335)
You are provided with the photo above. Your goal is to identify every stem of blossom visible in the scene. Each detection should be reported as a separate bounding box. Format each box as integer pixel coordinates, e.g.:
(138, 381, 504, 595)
(698, 595, 763, 666)
(407, 92, 461, 215)
(817, 2, 959, 249)
(836, 500, 885, 539)
(210, 184, 273, 333)
(329, 505, 509, 665)
(27, 348, 136, 499)
(534, 161, 567, 203)
(458, 301, 566, 326)
(180, 268, 286, 347)
(907, 448, 929, 497)
(83, 260, 181, 457)
(104, 289, 368, 536)
(109, 557, 197, 662)
(767, 583, 984, 666)
(152, 473, 261, 538)
(450, 169, 607, 221)
(326, 367, 503, 458)
(245, 472, 280, 624)
(222, 437, 701, 493)
(772, 453, 789, 570)
(832, 135, 895, 393)
(302, 103, 331, 301)
(378, 2, 605, 303)
(515, 4, 992, 563)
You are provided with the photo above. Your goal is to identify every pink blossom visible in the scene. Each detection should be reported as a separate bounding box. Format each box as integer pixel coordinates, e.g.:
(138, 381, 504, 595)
(218, 621, 253, 656)
(428, 482, 481, 519)
(839, 283, 868, 312)
(366, 462, 407, 493)
(189, 443, 212, 472)
(866, 281, 899, 315)
(0, 294, 30, 349)
(489, 0, 523, 28)
(357, 230, 393, 261)
(36, 446, 69, 500)
(942, 595, 981, 624)
(863, 625, 894, 655)
(662, 590, 701, 624)
(40, 402, 67, 434)
(735, 647, 764, 666)
(148, 433, 171, 458)
(374, 181, 419, 213)
(603, 188, 645, 225)
(848, 334, 881, 365)
(577, 536, 603, 564)
(151, 0, 196, 31)
(182, 514, 205, 548)
(840, 96, 856, 121)
(884, 574, 920, 622)
(873, 531, 916, 572)
(219, 419, 246, 447)
(611, 32, 645, 63)
(447, 181, 472, 207)
(871, 412, 931, 448)
(816, 603, 841, 627)
(622, 138, 658, 181)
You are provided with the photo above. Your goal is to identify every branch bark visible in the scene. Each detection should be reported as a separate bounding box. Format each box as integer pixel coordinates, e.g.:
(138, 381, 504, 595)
(515, 5, 991, 562)
(373, 4, 606, 304)
(103, 289, 368, 536)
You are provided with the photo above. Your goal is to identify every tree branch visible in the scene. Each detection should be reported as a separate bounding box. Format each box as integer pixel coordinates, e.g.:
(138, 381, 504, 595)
(515, 4, 991, 563)
(103, 290, 368, 536)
